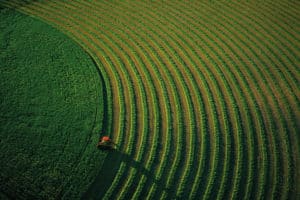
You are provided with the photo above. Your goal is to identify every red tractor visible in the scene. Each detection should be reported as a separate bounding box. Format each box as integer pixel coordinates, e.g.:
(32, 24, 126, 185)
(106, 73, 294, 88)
(97, 136, 115, 150)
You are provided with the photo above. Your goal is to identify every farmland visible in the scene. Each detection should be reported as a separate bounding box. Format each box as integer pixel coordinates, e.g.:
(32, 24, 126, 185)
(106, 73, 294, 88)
(0, 6, 106, 199)
(0, 0, 299, 199)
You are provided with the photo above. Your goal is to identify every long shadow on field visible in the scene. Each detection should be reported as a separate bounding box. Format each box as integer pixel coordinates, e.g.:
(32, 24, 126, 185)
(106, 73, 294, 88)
(82, 149, 158, 199)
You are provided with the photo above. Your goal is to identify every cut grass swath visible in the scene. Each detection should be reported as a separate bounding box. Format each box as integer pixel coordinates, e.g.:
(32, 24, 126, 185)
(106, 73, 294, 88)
(1, 0, 299, 199)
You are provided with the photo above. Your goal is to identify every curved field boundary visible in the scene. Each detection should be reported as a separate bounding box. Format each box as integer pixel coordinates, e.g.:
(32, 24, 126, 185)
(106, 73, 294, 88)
(0, 6, 106, 199)
(1, 0, 299, 199)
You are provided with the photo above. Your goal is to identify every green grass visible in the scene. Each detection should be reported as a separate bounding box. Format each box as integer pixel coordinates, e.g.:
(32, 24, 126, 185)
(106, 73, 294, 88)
(0, 0, 299, 199)
(0, 8, 106, 199)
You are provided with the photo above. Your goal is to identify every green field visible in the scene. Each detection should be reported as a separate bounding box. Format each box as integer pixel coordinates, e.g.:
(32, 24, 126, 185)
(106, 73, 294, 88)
(0, 7, 106, 199)
(0, 0, 299, 199)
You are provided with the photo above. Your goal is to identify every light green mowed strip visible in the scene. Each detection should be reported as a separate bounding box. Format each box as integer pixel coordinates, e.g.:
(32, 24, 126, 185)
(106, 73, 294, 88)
(1, 0, 299, 199)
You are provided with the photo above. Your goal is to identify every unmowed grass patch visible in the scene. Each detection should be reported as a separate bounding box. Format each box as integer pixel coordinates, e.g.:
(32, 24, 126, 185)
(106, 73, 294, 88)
(0, 8, 106, 199)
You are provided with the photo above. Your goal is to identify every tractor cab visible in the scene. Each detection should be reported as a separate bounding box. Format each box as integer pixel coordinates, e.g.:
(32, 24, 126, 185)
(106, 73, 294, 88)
(97, 136, 115, 150)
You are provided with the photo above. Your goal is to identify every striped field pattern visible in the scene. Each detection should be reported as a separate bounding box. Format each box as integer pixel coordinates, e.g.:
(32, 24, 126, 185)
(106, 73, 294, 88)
(1, 0, 299, 199)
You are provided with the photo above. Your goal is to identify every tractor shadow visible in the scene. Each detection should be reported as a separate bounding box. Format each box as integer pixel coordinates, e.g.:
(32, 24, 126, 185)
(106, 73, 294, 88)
(82, 149, 159, 200)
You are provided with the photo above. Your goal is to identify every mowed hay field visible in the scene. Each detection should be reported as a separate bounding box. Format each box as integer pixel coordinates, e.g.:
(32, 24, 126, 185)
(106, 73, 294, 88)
(0, 0, 299, 199)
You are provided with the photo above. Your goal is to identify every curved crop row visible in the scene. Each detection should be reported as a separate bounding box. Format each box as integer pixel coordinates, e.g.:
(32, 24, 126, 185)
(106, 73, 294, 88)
(214, 1, 292, 198)
(132, 2, 238, 199)
(195, 1, 296, 198)
(84, 1, 211, 198)
(190, 3, 274, 198)
(156, 2, 243, 198)
(1, 0, 298, 199)
(127, 3, 219, 199)
(162, 0, 296, 199)
(64, 1, 182, 198)
(40, 2, 147, 199)
(228, 1, 300, 106)
(176, 3, 269, 199)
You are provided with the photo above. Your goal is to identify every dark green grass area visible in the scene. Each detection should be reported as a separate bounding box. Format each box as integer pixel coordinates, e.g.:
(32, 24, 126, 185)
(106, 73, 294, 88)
(0, 8, 107, 199)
